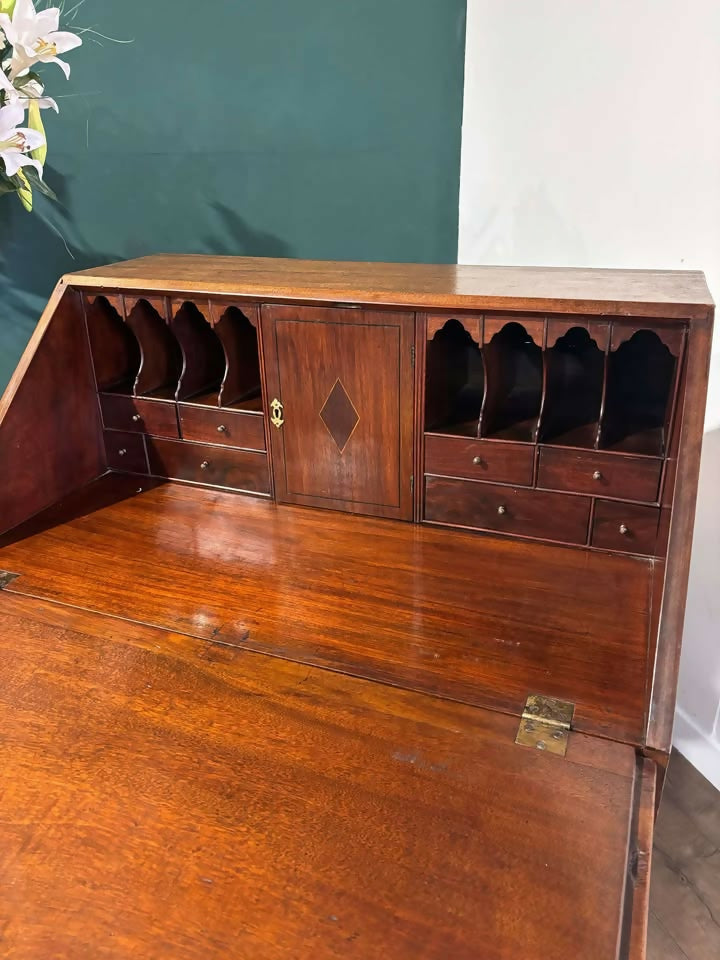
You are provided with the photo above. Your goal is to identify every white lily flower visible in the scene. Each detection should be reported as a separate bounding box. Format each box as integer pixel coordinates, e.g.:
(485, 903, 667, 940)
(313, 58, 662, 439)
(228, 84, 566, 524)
(0, 100, 44, 177)
(0, 67, 19, 106)
(0, 0, 81, 80)
(18, 76, 57, 111)
(0, 67, 56, 112)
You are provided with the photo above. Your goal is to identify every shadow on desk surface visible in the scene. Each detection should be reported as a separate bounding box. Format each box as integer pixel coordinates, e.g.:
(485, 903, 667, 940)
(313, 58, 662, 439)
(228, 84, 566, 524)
(0, 474, 168, 548)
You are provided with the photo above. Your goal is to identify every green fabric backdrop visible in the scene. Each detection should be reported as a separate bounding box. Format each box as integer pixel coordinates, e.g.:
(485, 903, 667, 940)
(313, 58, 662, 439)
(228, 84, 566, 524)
(0, 1, 466, 390)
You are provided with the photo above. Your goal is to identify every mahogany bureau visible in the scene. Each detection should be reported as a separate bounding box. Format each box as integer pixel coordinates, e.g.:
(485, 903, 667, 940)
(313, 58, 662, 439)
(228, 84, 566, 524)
(0, 256, 713, 960)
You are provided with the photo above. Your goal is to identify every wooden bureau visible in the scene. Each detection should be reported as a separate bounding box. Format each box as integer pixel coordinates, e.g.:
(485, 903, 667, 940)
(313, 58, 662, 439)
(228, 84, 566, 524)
(0, 256, 713, 960)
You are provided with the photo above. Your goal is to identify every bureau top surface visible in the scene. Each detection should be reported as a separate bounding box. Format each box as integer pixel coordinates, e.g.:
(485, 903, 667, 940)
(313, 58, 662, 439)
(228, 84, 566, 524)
(65, 255, 715, 320)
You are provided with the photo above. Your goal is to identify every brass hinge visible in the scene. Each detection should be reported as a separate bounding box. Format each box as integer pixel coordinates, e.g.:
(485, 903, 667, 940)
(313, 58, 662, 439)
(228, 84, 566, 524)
(410, 474, 414, 493)
(410, 345, 416, 367)
(515, 694, 575, 757)
(0, 570, 20, 590)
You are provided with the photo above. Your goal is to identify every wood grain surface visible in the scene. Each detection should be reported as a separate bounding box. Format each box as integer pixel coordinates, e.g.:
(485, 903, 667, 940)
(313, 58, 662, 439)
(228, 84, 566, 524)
(0, 589, 644, 960)
(261, 305, 415, 519)
(0, 475, 653, 744)
(64, 255, 714, 320)
(0, 285, 105, 536)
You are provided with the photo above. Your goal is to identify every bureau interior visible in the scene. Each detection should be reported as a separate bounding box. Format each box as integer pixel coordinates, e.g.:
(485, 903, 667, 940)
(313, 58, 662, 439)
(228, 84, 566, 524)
(88, 293, 683, 560)
(1, 282, 690, 751)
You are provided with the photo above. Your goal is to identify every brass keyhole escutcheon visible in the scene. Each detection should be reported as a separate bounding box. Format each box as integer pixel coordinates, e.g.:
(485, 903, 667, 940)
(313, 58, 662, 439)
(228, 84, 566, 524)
(271, 398, 284, 429)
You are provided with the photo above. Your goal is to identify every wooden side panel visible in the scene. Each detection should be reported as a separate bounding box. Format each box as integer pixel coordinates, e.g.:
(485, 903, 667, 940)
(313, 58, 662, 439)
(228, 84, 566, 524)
(0, 284, 105, 535)
(647, 319, 714, 751)
(623, 757, 657, 960)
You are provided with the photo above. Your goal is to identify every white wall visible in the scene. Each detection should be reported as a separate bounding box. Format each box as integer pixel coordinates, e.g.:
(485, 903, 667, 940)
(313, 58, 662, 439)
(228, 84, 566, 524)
(459, 0, 720, 788)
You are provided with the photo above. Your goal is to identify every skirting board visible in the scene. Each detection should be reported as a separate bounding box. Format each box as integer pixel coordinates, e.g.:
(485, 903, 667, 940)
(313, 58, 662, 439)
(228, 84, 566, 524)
(673, 705, 720, 792)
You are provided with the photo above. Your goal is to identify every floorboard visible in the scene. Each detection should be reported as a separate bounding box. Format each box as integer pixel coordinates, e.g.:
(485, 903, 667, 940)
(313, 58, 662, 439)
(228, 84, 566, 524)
(650, 750, 720, 960)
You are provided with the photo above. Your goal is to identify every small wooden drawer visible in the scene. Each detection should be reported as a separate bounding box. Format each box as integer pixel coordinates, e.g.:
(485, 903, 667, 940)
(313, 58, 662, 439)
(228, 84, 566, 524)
(425, 477, 591, 545)
(537, 448, 661, 502)
(104, 431, 148, 474)
(424, 435, 533, 486)
(147, 438, 270, 495)
(100, 394, 180, 439)
(179, 404, 265, 451)
(591, 501, 660, 556)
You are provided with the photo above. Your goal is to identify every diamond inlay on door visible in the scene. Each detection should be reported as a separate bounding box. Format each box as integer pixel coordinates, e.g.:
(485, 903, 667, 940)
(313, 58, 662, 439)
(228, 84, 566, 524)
(261, 303, 414, 519)
(319, 378, 360, 453)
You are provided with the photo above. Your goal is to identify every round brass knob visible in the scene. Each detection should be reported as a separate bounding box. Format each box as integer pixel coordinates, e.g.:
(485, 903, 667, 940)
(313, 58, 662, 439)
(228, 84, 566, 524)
(472, 455, 483, 466)
(592, 470, 602, 481)
(118, 448, 127, 457)
(619, 523, 629, 535)
(200, 460, 210, 470)
(132, 414, 141, 422)
(217, 424, 227, 433)
(497, 504, 507, 516)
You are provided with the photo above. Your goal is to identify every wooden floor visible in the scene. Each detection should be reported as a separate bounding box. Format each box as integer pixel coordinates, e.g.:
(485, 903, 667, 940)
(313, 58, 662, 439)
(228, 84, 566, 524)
(650, 751, 720, 960)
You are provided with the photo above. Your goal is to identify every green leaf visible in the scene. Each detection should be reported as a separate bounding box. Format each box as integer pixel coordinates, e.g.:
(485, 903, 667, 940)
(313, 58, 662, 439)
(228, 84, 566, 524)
(23, 165, 57, 202)
(13, 71, 42, 90)
(27, 100, 47, 165)
(0, 177, 19, 199)
(16, 169, 32, 211)
(0, 1, 16, 16)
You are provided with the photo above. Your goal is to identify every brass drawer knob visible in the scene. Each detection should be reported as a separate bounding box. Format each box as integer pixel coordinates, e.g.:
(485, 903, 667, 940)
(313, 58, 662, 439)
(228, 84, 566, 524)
(200, 460, 210, 470)
(118, 448, 127, 457)
(497, 504, 507, 516)
(619, 523, 629, 535)
(592, 470, 603, 481)
(132, 414, 141, 423)
(217, 424, 227, 433)
(472, 455, 484, 466)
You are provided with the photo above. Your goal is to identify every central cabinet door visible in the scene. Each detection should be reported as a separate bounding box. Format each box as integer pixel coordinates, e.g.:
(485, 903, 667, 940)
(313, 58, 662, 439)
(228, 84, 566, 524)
(262, 305, 415, 519)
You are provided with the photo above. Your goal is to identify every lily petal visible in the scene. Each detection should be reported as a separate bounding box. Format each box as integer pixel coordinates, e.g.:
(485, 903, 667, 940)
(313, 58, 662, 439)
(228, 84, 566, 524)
(15, 124, 44, 151)
(0, 14, 15, 42)
(12, 0, 38, 26)
(30, 94, 58, 112)
(34, 9, 61, 35)
(1, 147, 42, 178)
(45, 54, 70, 78)
(0, 100, 24, 136)
(47, 30, 81, 54)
